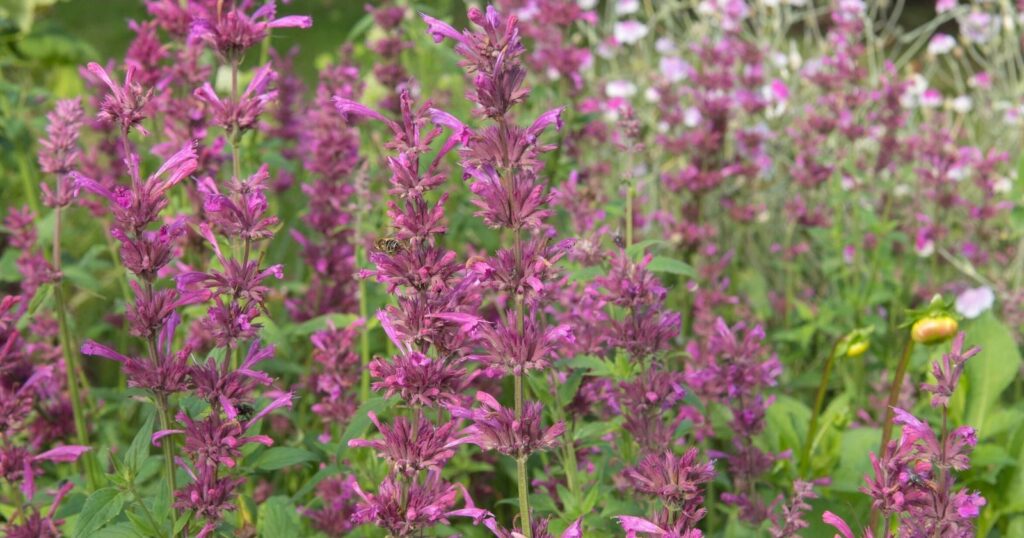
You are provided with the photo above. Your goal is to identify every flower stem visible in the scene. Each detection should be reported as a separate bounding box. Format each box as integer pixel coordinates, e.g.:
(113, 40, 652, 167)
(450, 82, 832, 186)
(516, 454, 532, 538)
(356, 211, 371, 402)
(155, 392, 178, 532)
(801, 338, 842, 476)
(879, 337, 915, 455)
(53, 206, 100, 490)
(625, 182, 635, 248)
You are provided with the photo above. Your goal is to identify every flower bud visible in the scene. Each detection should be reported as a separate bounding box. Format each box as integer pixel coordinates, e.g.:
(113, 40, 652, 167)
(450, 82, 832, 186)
(846, 340, 869, 357)
(911, 316, 958, 345)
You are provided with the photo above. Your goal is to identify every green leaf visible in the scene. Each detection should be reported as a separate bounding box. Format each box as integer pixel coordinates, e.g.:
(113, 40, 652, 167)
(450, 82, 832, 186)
(646, 256, 697, 278)
(74, 488, 125, 538)
(963, 313, 1023, 434)
(92, 522, 141, 538)
(339, 397, 398, 448)
(124, 413, 154, 477)
(254, 447, 319, 471)
(257, 496, 301, 536)
(558, 369, 585, 405)
(625, 239, 669, 260)
(831, 428, 880, 493)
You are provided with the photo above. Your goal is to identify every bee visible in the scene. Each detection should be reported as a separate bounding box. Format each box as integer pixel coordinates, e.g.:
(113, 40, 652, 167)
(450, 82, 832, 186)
(613, 233, 625, 249)
(375, 236, 405, 254)
(236, 403, 256, 423)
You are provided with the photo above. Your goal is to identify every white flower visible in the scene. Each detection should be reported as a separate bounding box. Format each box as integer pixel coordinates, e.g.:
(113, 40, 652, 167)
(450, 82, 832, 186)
(655, 37, 677, 55)
(614, 20, 649, 44)
(949, 95, 972, 114)
(683, 107, 702, 128)
(644, 87, 660, 103)
(616, 0, 641, 15)
(955, 286, 995, 319)
(578, 0, 598, 9)
(927, 33, 957, 56)
(962, 11, 996, 44)
(606, 80, 637, 98)
(658, 56, 690, 83)
(993, 177, 1013, 194)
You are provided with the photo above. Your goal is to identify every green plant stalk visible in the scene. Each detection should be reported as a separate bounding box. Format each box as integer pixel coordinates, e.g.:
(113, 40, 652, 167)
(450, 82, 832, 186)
(516, 454, 531, 537)
(879, 337, 916, 457)
(154, 392, 178, 533)
(356, 210, 371, 403)
(53, 206, 100, 490)
(625, 182, 635, 248)
(800, 338, 842, 476)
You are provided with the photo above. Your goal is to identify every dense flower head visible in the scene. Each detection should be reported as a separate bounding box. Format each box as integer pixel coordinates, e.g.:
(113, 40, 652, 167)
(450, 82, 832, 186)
(73, 142, 199, 234)
(189, 0, 312, 60)
(308, 321, 363, 436)
(453, 391, 565, 457)
(423, 6, 528, 117)
(199, 164, 279, 241)
(194, 64, 278, 135)
(476, 314, 572, 375)
(369, 351, 472, 408)
(348, 412, 467, 476)
(352, 471, 459, 536)
(189, 341, 276, 418)
(37, 98, 85, 208)
(86, 62, 152, 135)
(921, 332, 980, 408)
(174, 461, 246, 523)
(624, 449, 716, 509)
(81, 313, 192, 394)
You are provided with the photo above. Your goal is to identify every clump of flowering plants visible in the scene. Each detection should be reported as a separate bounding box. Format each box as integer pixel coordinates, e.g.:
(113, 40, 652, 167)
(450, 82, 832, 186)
(2, 0, 1024, 537)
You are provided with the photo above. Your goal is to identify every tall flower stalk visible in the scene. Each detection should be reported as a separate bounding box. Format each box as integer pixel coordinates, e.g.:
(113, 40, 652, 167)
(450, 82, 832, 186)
(36, 97, 100, 489)
(425, 6, 572, 535)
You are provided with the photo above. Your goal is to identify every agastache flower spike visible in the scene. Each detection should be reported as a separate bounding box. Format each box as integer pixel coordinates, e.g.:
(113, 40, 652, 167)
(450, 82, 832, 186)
(348, 412, 468, 476)
(86, 62, 152, 136)
(452, 391, 565, 457)
(73, 141, 199, 235)
(38, 98, 85, 208)
(920, 332, 979, 408)
(194, 64, 278, 135)
(189, 1, 312, 61)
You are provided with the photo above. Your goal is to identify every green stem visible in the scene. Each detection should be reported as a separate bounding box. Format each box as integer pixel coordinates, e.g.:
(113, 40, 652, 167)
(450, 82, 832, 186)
(357, 214, 371, 402)
(879, 337, 916, 457)
(800, 338, 842, 476)
(155, 393, 178, 533)
(625, 182, 635, 248)
(516, 454, 531, 537)
(53, 206, 100, 490)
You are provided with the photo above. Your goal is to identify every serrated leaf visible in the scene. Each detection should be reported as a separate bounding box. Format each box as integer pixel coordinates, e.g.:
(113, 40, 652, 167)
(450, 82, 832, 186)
(558, 369, 585, 405)
(253, 447, 319, 471)
(257, 496, 301, 536)
(74, 488, 125, 538)
(646, 256, 697, 278)
(124, 413, 154, 476)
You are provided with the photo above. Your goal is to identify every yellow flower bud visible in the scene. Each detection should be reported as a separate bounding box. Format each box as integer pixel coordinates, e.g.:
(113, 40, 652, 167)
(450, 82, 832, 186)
(846, 341, 869, 357)
(910, 316, 958, 345)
